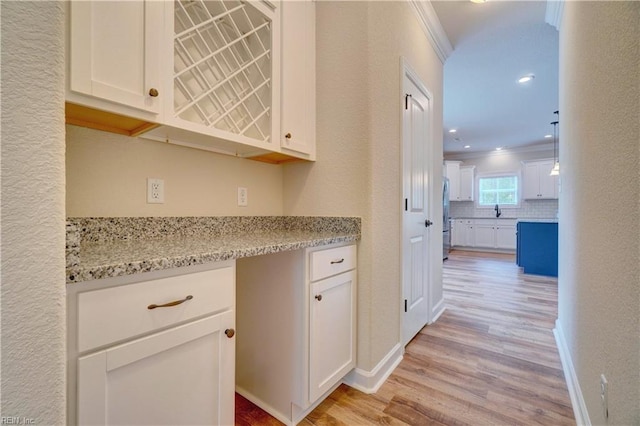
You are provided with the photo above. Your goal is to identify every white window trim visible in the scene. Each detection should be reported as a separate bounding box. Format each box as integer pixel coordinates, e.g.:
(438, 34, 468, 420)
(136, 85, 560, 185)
(475, 171, 522, 209)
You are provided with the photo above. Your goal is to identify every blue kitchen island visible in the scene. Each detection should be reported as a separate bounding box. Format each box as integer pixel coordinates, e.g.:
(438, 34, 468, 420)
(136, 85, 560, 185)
(516, 220, 558, 277)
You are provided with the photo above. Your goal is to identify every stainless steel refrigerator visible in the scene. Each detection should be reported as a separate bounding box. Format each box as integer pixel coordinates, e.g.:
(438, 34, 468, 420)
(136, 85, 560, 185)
(443, 177, 451, 260)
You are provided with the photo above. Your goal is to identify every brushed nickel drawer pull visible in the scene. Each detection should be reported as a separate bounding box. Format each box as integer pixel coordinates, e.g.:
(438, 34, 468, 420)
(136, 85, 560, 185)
(147, 295, 193, 310)
(330, 258, 345, 264)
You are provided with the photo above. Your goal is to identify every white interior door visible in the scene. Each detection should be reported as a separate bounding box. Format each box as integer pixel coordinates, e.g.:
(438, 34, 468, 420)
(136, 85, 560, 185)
(401, 61, 433, 346)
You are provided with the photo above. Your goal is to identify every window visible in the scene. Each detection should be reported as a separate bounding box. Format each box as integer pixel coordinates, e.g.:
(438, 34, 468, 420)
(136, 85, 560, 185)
(478, 175, 518, 206)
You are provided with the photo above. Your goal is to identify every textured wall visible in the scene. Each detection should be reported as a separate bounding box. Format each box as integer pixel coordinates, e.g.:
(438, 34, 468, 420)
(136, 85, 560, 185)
(558, 2, 640, 424)
(283, 1, 373, 367)
(1, 2, 67, 423)
(283, 1, 444, 371)
(367, 1, 444, 365)
(66, 126, 284, 217)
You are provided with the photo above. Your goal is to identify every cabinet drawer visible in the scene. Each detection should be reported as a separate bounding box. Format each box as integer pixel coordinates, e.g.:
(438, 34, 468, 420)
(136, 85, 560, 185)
(77, 266, 234, 353)
(310, 245, 356, 282)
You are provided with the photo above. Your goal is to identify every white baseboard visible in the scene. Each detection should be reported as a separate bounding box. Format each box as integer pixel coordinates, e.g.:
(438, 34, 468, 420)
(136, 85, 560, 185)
(343, 343, 403, 394)
(430, 299, 446, 324)
(554, 319, 591, 426)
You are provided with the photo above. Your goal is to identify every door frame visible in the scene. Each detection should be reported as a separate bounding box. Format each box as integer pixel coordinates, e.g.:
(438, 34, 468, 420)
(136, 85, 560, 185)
(399, 57, 435, 346)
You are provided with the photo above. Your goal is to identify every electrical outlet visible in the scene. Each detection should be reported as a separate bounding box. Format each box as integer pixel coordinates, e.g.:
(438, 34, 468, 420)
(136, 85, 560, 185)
(600, 374, 608, 420)
(237, 187, 248, 207)
(147, 178, 165, 204)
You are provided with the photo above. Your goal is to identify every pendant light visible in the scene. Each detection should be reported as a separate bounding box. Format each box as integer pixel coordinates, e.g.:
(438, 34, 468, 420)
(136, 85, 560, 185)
(550, 111, 560, 176)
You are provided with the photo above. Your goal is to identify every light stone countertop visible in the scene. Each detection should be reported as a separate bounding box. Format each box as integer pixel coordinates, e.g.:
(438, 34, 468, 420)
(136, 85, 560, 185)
(66, 217, 361, 284)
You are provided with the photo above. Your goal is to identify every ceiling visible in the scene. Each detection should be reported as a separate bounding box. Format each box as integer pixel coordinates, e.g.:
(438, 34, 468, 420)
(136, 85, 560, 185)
(431, 1, 559, 155)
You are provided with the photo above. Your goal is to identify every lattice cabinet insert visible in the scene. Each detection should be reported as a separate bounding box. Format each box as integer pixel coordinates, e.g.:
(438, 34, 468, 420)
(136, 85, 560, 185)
(173, 0, 274, 144)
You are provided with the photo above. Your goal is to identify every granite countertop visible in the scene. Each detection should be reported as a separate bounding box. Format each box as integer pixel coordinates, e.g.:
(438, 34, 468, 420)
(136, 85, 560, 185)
(66, 216, 361, 284)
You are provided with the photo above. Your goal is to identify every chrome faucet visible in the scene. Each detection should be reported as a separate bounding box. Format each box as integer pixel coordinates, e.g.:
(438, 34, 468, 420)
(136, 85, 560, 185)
(495, 204, 502, 218)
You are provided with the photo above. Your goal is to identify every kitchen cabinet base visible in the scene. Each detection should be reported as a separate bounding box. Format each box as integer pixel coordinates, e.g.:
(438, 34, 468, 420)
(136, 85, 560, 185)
(516, 222, 558, 277)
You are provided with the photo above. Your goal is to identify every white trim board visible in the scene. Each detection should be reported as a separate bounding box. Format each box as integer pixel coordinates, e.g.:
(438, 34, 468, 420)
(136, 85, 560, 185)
(430, 301, 446, 325)
(407, 0, 453, 64)
(545, 0, 565, 31)
(554, 319, 591, 426)
(343, 343, 403, 394)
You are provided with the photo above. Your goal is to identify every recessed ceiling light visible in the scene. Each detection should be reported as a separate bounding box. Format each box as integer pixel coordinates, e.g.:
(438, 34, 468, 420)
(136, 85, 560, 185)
(449, 129, 457, 133)
(518, 74, 535, 84)
(496, 147, 503, 151)
(470, 0, 487, 3)
(544, 134, 553, 138)
(464, 145, 471, 149)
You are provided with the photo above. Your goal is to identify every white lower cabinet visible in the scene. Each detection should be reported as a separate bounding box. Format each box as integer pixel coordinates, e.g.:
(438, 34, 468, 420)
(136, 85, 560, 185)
(452, 219, 516, 251)
(309, 272, 356, 402)
(474, 219, 496, 248)
(78, 312, 234, 425)
(68, 262, 236, 426)
(495, 223, 517, 250)
(236, 243, 357, 425)
(452, 219, 474, 247)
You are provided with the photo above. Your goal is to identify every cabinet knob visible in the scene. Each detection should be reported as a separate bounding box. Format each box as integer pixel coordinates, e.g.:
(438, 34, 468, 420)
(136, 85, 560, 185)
(285, 132, 292, 139)
(315, 294, 323, 302)
(149, 88, 159, 97)
(225, 328, 235, 338)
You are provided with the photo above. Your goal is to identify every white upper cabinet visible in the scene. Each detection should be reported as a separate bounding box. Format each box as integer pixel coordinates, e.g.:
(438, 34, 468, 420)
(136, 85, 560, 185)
(280, 0, 316, 159)
(445, 161, 461, 201)
(445, 161, 474, 201)
(152, 0, 281, 155)
(66, 0, 316, 163)
(67, 1, 163, 123)
(459, 166, 475, 201)
(522, 159, 558, 199)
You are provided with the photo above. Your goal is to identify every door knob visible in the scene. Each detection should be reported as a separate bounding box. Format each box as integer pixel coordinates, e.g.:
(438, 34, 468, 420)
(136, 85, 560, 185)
(425, 219, 433, 227)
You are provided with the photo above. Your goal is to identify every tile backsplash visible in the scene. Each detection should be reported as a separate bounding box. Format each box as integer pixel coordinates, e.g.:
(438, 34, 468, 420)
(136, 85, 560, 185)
(450, 199, 558, 219)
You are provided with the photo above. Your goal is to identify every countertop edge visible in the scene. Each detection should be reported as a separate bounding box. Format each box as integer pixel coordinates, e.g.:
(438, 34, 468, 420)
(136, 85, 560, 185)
(66, 233, 360, 285)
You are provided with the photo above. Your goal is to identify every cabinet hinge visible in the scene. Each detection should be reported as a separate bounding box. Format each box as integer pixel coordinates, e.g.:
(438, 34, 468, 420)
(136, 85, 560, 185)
(404, 299, 408, 313)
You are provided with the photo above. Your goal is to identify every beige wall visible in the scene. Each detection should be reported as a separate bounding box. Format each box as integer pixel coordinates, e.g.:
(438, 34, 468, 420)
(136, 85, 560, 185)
(284, 1, 444, 371)
(66, 126, 284, 217)
(558, 2, 639, 424)
(1, 2, 67, 422)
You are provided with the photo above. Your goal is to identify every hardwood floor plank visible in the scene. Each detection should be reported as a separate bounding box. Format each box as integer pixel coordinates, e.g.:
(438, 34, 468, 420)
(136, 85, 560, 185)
(235, 250, 575, 426)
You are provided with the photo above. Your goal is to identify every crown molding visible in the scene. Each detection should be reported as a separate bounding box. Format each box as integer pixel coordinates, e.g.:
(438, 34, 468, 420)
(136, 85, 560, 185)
(545, 0, 564, 31)
(408, 0, 454, 63)
(444, 142, 555, 161)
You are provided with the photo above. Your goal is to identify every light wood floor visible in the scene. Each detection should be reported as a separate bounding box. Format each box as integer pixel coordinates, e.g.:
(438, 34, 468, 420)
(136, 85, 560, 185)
(236, 250, 575, 425)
